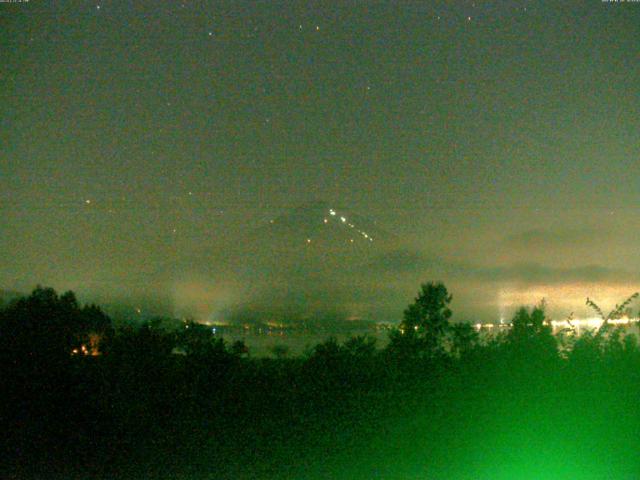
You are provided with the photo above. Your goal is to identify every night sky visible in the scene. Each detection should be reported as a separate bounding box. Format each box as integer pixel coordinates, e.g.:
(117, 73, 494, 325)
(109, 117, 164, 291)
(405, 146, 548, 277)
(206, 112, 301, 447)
(2, 0, 640, 322)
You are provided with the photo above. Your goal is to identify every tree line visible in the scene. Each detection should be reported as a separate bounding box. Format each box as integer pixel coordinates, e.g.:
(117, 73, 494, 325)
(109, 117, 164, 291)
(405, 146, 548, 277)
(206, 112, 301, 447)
(1, 283, 639, 479)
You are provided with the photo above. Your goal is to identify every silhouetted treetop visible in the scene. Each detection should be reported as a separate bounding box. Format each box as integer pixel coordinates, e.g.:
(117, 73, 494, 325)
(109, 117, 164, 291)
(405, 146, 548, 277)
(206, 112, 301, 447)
(0, 286, 112, 363)
(388, 281, 453, 359)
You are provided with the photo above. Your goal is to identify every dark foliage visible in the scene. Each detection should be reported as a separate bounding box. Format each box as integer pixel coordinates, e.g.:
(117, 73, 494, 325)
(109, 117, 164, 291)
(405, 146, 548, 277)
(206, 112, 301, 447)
(1, 284, 640, 479)
(0, 286, 112, 367)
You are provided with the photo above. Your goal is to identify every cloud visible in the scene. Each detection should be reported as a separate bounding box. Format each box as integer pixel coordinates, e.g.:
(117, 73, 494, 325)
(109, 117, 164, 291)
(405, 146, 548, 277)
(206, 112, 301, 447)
(501, 227, 613, 251)
(363, 249, 436, 274)
(362, 248, 639, 287)
(468, 263, 639, 285)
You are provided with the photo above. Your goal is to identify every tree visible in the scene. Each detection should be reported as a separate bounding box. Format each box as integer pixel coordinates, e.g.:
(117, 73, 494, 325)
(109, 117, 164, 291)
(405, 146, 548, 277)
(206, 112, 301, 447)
(109, 322, 175, 359)
(569, 293, 640, 363)
(0, 286, 113, 365)
(449, 322, 479, 358)
(389, 281, 453, 358)
(505, 302, 556, 359)
(509, 303, 547, 339)
(586, 292, 638, 332)
(343, 335, 377, 358)
(231, 339, 249, 357)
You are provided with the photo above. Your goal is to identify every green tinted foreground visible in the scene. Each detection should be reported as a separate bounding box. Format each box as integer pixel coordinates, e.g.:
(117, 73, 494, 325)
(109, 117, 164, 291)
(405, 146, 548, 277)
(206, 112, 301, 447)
(2, 287, 640, 479)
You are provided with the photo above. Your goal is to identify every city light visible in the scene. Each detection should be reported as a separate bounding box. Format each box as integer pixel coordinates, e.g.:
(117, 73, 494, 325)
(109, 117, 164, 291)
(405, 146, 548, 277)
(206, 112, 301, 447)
(474, 316, 637, 333)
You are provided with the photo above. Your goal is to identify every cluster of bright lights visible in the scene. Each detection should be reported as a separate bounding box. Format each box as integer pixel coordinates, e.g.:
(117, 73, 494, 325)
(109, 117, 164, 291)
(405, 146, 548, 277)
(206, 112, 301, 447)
(474, 316, 637, 331)
(71, 343, 99, 356)
(325, 208, 374, 243)
(553, 316, 635, 329)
